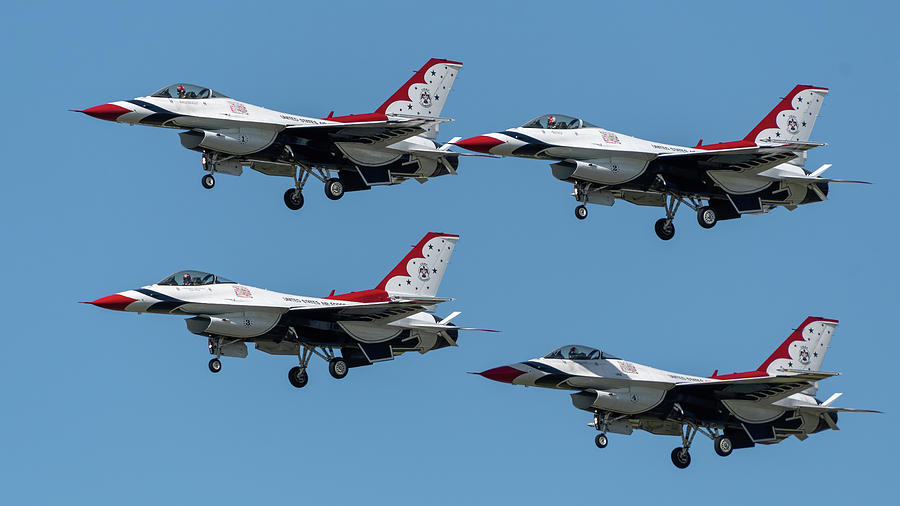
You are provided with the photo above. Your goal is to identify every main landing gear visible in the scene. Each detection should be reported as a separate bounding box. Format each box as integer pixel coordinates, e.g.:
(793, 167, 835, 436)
(668, 412, 733, 469)
(283, 165, 345, 211)
(285, 328, 349, 388)
(652, 194, 718, 241)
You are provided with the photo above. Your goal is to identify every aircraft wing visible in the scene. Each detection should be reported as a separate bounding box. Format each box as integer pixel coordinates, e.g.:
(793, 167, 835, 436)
(282, 118, 434, 146)
(288, 298, 450, 324)
(672, 371, 839, 403)
(654, 143, 815, 174)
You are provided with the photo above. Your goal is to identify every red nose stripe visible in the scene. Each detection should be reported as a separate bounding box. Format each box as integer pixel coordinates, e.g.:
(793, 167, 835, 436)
(87, 294, 137, 311)
(453, 135, 504, 154)
(478, 366, 525, 384)
(79, 104, 131, 122)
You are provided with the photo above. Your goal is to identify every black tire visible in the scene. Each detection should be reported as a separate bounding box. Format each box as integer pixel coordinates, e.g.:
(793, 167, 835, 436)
(654, 218, 675, 241)
(574, 205, 588, 220)
(324, 178, 344, 201)
(671, 447, 691, 469)
(328, 358, 349, 379)
(201, 174, 215, 189)
(697, 206, 717, 229)
(714, 436, 733, 457)
(208, 358, 222, 373)
(594, 434, 608, 449)
(284, 188, 304, 210)
(288, 366, 309, 388)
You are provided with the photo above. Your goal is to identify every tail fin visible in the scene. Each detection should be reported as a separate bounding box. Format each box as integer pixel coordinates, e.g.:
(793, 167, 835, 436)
(375, 58, 463, 138)
(375, 232, 459, 299)
(744, 85, 829, 167)
(757, 317, 838, 375)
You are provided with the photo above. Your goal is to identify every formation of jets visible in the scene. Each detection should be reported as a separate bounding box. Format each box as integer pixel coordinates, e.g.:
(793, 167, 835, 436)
(80, 58, 874, 468)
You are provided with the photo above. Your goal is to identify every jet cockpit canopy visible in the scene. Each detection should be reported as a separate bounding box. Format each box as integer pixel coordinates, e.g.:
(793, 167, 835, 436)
(543, 345, 619, 361)
(150, 83, 230, 100)
(157, 270, 236, 286)
(521, 114, 596, 130)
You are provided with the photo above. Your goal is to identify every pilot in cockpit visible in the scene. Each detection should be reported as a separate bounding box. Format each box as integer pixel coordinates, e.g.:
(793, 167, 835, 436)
(176, 85, 186, 99)
(568, 346, 586, 360)
(182, 272, 193, 285)
(546, 115, 556, 129)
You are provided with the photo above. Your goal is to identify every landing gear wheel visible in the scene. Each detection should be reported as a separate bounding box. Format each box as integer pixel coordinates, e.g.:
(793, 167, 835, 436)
(697, 206, 717, 229)
(283, 188, 304, 210)
(594, 434, 608, 449)
(714, 435, 733, 457)
(328, 358, 349, 379)
(574, 205, 588, 220)
(671, 447, 691, 469)
(201, 174, 215, 189)
(208, 358, 222, 373)
(288, 366, 309, 388)
(324, 178, 344, 201)
(654, 218, 675, 241)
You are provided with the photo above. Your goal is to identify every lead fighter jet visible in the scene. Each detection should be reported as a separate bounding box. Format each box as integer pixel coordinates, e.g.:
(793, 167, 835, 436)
(455, 85, 867, 240)
(478, 317, 878, 468)
(77, 59, 464, 210)
(87, 233, 489, 388)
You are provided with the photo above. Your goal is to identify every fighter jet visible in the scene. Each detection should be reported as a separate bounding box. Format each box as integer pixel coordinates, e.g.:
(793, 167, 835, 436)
(455, 85, 867, 240)
(77, 59, 465, 210)
(478, 317, 877, 468)
(86, 233, 487, 388)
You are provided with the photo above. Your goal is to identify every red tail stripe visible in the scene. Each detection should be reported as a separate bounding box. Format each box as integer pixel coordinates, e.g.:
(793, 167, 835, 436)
(743, 84, 828, 142)
(325, 288, 390, 303)
(375, 232, 459, 291)
(374, 58, 463, 114)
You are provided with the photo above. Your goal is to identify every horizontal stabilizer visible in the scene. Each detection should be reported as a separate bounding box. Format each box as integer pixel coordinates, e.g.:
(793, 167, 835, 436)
(800, 404, 882, 414)
(778, 175, 871, 184)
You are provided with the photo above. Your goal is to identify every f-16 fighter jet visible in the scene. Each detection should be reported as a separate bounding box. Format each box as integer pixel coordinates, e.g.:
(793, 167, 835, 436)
(455, 85, 867, 240)
(478, 317, 877, 468)
(87, 233, 486, 388)
(77, 59, 464, 210)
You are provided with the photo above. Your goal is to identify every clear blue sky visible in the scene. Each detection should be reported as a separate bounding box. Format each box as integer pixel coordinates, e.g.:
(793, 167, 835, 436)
(2, 1, 897, 503)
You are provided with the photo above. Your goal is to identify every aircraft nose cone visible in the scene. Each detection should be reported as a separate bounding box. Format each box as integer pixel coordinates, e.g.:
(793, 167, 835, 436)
(453, 135, 504, 154)
(85, 293, 137, 311)
(77, 103, 131, 122)
(477, 365, 525, 384)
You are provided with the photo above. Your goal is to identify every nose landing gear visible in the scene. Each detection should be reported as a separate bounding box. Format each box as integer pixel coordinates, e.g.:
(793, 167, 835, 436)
(591, 411, 622, 450)
(575, 205, 588, 220)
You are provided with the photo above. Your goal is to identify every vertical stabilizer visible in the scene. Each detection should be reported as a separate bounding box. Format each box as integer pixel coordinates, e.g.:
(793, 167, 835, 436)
(744, 85, 829, 167)
(376, 232, 459, 299)
(375, 58, 463, 138)
(757, 317, 838, 375)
